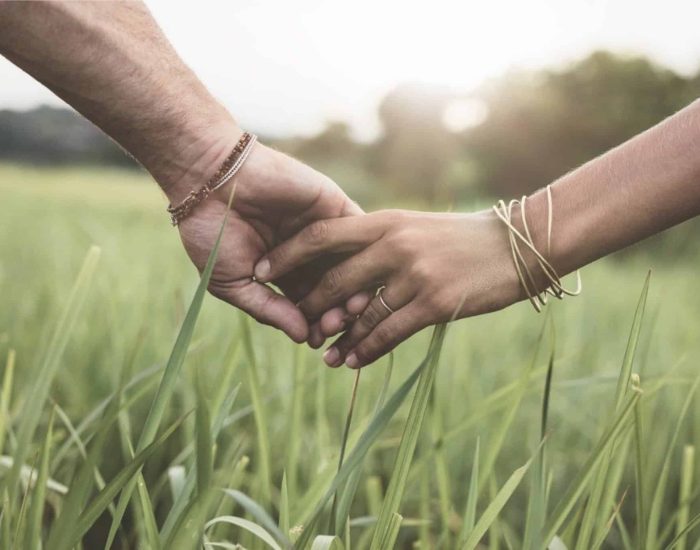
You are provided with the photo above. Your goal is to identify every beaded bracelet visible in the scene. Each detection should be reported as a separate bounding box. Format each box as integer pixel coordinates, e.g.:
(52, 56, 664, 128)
(167, 132, 257, 226)
(492, 185, 581, 312)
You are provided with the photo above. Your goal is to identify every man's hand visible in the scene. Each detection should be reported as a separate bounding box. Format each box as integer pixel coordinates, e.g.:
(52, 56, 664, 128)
(169, 137, 365, 342)
(0, 1, 372, 342)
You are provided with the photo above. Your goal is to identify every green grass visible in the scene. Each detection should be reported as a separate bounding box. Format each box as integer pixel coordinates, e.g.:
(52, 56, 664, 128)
(2, 163, 700, 548)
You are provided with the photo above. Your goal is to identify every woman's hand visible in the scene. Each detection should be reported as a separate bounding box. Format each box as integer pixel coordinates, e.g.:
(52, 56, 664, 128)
(254, 210, 525, 368)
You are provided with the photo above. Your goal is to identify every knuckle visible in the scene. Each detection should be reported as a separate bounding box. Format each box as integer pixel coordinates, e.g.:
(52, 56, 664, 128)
(304, 220, 329, 245)
(372, 325, 394, 347)
(321, 267, 344, 298)
(410, 260, 433, 283)
(358, 303, 384, 329)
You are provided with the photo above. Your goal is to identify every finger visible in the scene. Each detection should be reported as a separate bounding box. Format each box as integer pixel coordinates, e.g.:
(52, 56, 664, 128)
(346, 291, 374, 316)
(209, 278, 309, 343)
(307, 322, 326, 349)
(344, 303, 428, 368)
(322, 284, 413, 367)
(254, 216, 385, 283)
(319, 307, 350, 337)
(314, 289, 374, 342)
(298, 247, 391, 320)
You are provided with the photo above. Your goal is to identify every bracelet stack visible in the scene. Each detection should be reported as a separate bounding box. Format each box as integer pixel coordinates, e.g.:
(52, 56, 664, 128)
(167, 132, 257, 226)
(492, 185, 581, 312)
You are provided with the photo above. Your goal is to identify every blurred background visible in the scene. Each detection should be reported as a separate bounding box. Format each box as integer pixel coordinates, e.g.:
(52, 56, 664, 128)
(2, 3, 700, 544)
(1, 0, 699, 251)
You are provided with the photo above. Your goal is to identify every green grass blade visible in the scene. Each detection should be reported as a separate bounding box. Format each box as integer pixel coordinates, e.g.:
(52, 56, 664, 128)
(542, 391, 640, 544)
(26, 409, 54, 550)
(69, 411, 190, 548)
(646, 375, 700, 547)
(590, 492, 628, 550)
(334, 355, 394, 537)
(241, 316, 273, 506)
(196, 374, 213, 498)
(330, 369, 362, 535)
(47, 359, 135, 549)
(374, 328, 446, 548)
(0, 349, 16, 457)
(664, 511, 700, 550)
(204, 516, 282, 550)
(311, 534, 345, 549)
(577, 272, 650, 548)
(222, 489, 291, 548)
(159, 385, 241, 542)
(280, 471, 290, 537)
(634, 388, 646, 547)
(105, 193, 235, 548)
(7, 246, 100, 502)
(368, 325, 446, 550)
(675, 445, 695, 550)
(461, 455, 534, 549)
(457, 437, 480, 546)
(293, 326, 445, 550)
(478, 313, 550, 494)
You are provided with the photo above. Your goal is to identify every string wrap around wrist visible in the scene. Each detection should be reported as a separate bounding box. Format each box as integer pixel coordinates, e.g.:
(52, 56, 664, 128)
(492, 185, 581, 312)
(167, 132, 257, 226)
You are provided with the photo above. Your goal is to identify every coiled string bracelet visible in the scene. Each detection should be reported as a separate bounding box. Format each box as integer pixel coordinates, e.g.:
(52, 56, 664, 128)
(492, 185, 582, 312)
(167, 132, 257, 226)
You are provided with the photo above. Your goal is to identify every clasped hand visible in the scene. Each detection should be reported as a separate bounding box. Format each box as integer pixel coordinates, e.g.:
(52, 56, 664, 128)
(254, 209, 524, 369)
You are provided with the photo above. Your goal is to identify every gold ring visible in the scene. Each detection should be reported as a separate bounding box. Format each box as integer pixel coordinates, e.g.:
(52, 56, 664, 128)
(378, 287, 394, 314)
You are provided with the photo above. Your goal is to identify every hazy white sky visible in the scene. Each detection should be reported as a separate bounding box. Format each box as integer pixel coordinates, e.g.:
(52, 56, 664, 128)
(1, 0, 699, 138)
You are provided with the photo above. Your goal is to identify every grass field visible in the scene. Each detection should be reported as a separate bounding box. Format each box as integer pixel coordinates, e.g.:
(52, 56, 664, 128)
(2, 163, 700, 549)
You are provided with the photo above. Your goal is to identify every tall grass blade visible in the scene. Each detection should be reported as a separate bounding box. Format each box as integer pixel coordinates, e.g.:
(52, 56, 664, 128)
(7, 246, 100, 501)
(334, 354, 394, 538)
(293, 326, 445, 550)
(25, 409, 54, 550)
(196, 374, 213, 497)
(68, 412, 190, 549)
(542, 391, 640, 544)
(159, 385, 240, 542)
(646, 375, 700, 547)
(311, 535, 345, 549)
(461, 455, 534, 550)
(577, 271, 650, 548)
(675, 445, 695, 550)
(368, 325, 446, 550)
(105, 191, 235, 547)
(280, 471, 290, 537)
(0, 349, 16, 457)
(204, 516, 282, 550)
(222, 489, 291, 548)
(457, 437, 480, 546)
(330, 369, 361, 534)
(241, 316, 273, 505)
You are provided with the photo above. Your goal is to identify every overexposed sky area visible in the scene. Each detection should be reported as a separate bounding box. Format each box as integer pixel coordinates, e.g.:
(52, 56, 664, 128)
(1, 0, 699, 139)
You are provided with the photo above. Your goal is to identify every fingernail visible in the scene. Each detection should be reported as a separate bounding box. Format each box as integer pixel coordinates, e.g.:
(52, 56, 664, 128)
(323, 347, 340, 366)
(345, 352, 360, 369)
(254, 259, 270, 281)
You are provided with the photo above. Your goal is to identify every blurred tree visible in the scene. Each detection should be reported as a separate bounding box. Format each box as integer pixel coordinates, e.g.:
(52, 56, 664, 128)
(372, 83, 460, 203)
(0, 105, 134, 167)
(466, 51, 700, 198)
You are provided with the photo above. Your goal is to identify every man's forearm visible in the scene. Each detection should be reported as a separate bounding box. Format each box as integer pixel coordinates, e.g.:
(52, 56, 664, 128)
(0, 1, 238, 196)
(523, 99, 700, 278)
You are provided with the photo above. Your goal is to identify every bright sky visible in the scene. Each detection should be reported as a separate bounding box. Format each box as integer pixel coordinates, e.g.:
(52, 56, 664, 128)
(1, 0, 699, 139)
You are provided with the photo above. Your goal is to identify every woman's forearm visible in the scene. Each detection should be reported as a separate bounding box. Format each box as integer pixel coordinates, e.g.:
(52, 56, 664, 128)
(526, 99, 700, 278)
(0, 1, 238, 196)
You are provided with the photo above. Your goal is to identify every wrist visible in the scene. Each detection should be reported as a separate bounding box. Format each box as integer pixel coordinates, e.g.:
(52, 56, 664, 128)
(155, 117, 244, 205)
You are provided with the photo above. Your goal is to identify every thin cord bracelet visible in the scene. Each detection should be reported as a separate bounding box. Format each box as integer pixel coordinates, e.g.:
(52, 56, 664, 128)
(492, 185, 582, 312)
(167, 132, 257, 226)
